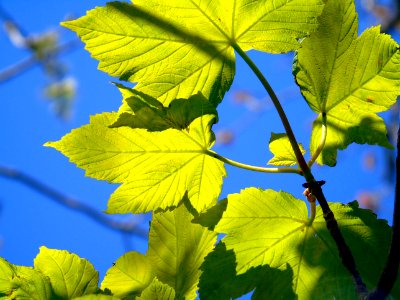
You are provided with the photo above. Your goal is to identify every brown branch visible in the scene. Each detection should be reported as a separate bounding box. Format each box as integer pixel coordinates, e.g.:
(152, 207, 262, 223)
(0, 39, 81, 84)
(368, 125, 400, 300)
(303, 181, 369, 298)
(0, 165, 147, 238)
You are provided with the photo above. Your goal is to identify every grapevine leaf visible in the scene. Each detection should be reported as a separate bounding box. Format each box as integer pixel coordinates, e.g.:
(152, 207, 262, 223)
(192, 199, 227, 230)
(147, 204, 217, 299)
(34, 246, 99, 299)
(136, 278, 176, 300)
(215, 188, 400, 299)
(62, 0, 324, 105)
(294, 0, 400, 166)
(9, 266, 53, 300)
(101, 252, 154, 298)
(111, 85, 218, 131)
(45, 113, 225, 214)
(267, 133, 306, 166)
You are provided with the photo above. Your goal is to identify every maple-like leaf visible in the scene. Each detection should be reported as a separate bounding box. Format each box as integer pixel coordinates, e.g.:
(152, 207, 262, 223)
(45, 113, 225, 214)
(294, 0, 400, 166)
(267, 133, 306, 166)
(62, 0, 324, 106)
(147, 204, 217, 299)
(215, 188, 399, 299)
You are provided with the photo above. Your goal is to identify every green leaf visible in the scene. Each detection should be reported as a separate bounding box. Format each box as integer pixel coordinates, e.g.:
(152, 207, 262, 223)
(136, 278, 176, 300)
(192, 199, 227, 230)
(199, 242, 296, 300)
(147, 204, 217, 299)
(46, 113, 226, 214)
(215, 188, 399, 299)
(294, 0, 400, 166)
(34, 246, 99, 299)
(267, 133, 306, 166)
(73, 296, 120, 300)
(0, 258, 15, 295)
(9, 266, 53, 300)
(111, 85, 218, 131)
(62, 0, 324, 105)
(101, 252, 154, 298)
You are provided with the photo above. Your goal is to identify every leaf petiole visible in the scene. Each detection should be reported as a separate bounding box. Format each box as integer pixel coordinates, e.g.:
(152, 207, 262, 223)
(206, 150, 302, 175)
(308, 113, 327, 167)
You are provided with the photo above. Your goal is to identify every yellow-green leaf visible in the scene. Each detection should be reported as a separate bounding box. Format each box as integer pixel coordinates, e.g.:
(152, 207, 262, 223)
(34, 246, 98, 299)
(215, 188, 399, 299)
(101, 252, 154, 298)
(62, 0, 324, 105)
(45, 113, 225, 214)
(294, 0, 400, 166)
(147, 204, 217, 299)
(267, 133, 306, 166)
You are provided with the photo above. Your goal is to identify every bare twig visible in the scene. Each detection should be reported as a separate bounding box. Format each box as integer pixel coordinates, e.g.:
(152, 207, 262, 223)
(0, 39, 81, 84)
(0, 165, 148, 238)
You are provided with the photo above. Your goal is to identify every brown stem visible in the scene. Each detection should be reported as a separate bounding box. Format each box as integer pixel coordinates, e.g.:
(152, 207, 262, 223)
(368, 126, 400, 300)
(305, 181, 368, 297)
(0, 165, 147, 238)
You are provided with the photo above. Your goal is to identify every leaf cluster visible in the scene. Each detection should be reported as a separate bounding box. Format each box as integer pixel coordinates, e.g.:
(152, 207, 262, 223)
(2, 0, 400, 299)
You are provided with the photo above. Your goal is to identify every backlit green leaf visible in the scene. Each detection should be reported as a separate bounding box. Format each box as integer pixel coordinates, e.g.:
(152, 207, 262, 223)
(111, 85, 218, 131)
(9, 266, 53, 300)
(199, 242, 296, 300)
(215, 188, 399, 299)
(46, 113, 225, 214)
(0, 258, 14, 295)
(147, 204, 217, 299)
(294, 0, 400, 165)
(62, 0, 324, 105)
(101, 252, 154, 298)
(72, 296, 120, 300)
(267, 133, 306, 166)
(34, 246, 98, 298)
(192, 199, 227, 230)
(136, 278, 176, 300)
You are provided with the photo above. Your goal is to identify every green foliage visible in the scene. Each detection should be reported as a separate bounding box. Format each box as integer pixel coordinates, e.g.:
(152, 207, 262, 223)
(45, 113, 226, 214)
(2, 0, 400, 299)
(294, 0, 400, 166)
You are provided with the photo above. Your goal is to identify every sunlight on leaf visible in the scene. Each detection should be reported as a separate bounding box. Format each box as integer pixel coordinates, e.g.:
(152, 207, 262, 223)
(215, 188, 399, 299)
(294, 0, 400, 166)
(34, 246, 98, 299)
(267, 133, 306, 166)
(62, 0, 324, 105)
(101, 252, 154, 298)
(137, 278, 176, 300)
(46, 113, 225, 214)
(148, 204, 217, 299)
(111, 84, 218, 131)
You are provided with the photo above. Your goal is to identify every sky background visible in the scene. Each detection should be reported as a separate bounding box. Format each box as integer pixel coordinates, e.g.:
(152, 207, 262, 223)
(0, 0, 398, 298)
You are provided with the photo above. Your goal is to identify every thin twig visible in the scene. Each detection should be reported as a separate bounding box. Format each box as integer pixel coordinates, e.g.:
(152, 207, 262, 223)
(0, 39, 81, 84)
(0, 165, 147, 238)
(368, 126, 400, 300)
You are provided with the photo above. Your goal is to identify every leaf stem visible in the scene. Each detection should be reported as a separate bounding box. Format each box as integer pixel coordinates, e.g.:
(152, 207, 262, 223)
(308, 113, 327, 167)
(206, 150, 302, 175)
(232, 43, 314, 181)
(309, 201, 316, 224)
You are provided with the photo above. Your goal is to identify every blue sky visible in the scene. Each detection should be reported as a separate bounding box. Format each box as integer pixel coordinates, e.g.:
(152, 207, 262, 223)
(0, 0, 398, 294)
